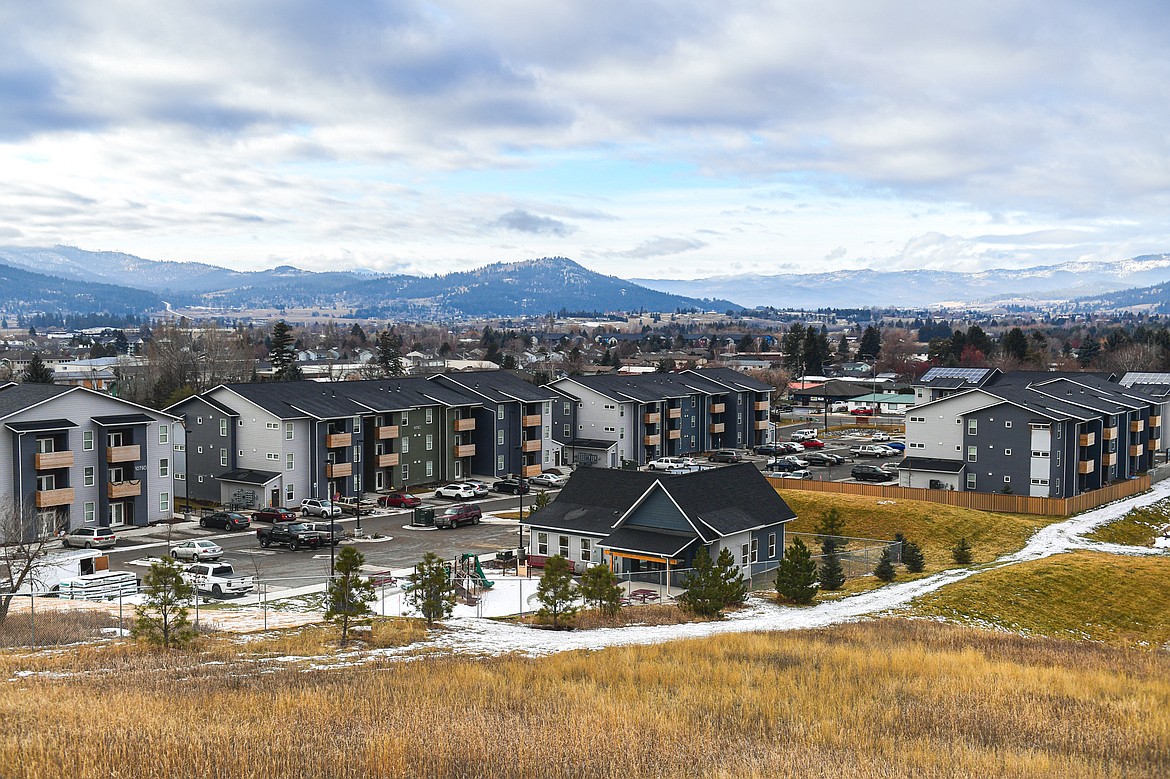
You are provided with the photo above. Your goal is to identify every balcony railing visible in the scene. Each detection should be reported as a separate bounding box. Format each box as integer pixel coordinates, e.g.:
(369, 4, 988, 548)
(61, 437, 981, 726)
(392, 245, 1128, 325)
(1078, 460, 1095, 474)
(668, 407, 682, 419)
(643, 434, 660, 446)
(753, 401, 769, 412)
(377, 453, 400, 468)
(709, 423, 725, 434)
(644, 412, 661, 425)
(1131, 420, 1145, 433)
(754, 420, 769, 430)
(710, 403, 726, 415)
(107, 480, 141, 499)
(326, 462, 352, 479)
(521, 464, 542, 478)
(454, 444, 476, 458)
(1130, 444, 1143, 457)
(34, 451, 74, 470)
(35, 487, 74, 508)
(1103, 452, 1118, 466)
(1078, 432, 1096, 447)
(106, 445, 140, 463)
(521, 414, 542, 428)
(325, 432, 352, 449)
(1149, 438, 1161, 451)
(668, 429, 681, 440)
(521, 439, 541, 453)
(1102, 427, 1118, 440)
(1150, 415, 1162, 427)
(376, 425, 399, 440)
(453, 417, 476, 432)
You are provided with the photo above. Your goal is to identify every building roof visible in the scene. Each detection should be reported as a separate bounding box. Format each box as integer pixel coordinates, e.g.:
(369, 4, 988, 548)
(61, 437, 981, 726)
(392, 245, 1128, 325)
(212, 376, 483, 420)
(216, 468, 281, 485)
(430, 370, 559, 404)
(0, 383, 74, 420)
(848, 393, 917, 405)
(5, 418, 78, 433)
(564, 438, 619, 449)
(91, 413, 156, 426)
(599, 527, 700, 557)
(897, 457, 965, 473)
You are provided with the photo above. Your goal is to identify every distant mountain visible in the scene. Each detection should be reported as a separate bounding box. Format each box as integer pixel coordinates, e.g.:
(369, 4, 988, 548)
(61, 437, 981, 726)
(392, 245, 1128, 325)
(0, 248, 733, 317)
(0, 262, 161, 315)
(1074, 277, 1170, 314)
(632, 255, 1170, 309)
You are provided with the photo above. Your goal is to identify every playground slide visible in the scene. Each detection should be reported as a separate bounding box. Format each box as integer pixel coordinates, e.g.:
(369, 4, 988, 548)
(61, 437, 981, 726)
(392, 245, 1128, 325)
(461, 553, 495, 589)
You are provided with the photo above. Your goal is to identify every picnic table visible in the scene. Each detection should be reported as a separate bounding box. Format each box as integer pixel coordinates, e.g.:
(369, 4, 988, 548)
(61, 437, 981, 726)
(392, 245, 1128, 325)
(628, 588, 661, 603)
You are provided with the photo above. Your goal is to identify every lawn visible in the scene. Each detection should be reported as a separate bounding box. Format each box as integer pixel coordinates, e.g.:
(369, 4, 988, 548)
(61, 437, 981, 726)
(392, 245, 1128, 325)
(912, 550, 1170, 649)
(1086, 497, 1170, 546)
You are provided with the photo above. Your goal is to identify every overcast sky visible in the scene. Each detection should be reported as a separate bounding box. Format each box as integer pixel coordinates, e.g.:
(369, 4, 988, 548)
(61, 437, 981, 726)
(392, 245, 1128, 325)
(2, 1, 1169, 280)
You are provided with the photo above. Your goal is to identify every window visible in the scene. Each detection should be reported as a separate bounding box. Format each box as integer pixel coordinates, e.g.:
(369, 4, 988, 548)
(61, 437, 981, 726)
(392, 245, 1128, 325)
(354, 415, 362, 432)
(497, 455, 504, 472)
(264, 422, 277, 430)
(750, 538, 758, 563)
(198, 476, 204, 483)
(544, 425, 550, 440)
(220, 449, 228, 467)
(425, 408, 433, 424)
(286, 453, 294, 470)
(267, 453, 279, 461)
(84, 466, 95, 487)
(354, 473, 361, 491)
(741, 544, 750, 566)
(175, 473, 185, 481)
(619, 406, 624, 417)
(425, 461, 433, 477)
(174, 444, 185, 452)
(909, 416, 925, 423)
(563, 402, 570, 415)
(402, 437, 409, 453)
(238, 419, 243, 426)
(1003, 476, 1011, 483)
(1030, 478, 1049, 486)
(544, 449, 550, 463)
(559, 536, 570, 557)
(354, 445, 362, 462)
(83, 431, 93, 451)
(497, 407, 504, 420)
(1056, 426, 1061, 439)
(220, 419, 228, 437)
(401, 412, 410, 426)
(767, 534, 776, 558)
(1005, 421, 1012, 429)
(1031, 450, 1050, 458)
(159, 458, 169, 477)
(402, 464, 410, 479)
(426, 434, 433, 451)
(581, 538, 592, 562)
(84, 502, 95, 522)
(737, 413, 743, 424)
(966, 473, 977, 490)
(196, 417, 202, 425)
(286, 484, 295, 501)
(537, 532, 548, 556)
(690, 436, 696, 447)
(160, 492, 170, 512)
(968, 419, 978, 435)
(563, 424, 571, 438)
(619, 429, 624, 439)
(285, 422, 294, 440)
(1004, 448, 1012, 456)
(545, 402, 551, 415)
(497, 430, 504, 446)
(909, 442, 925, 449)
(197, 446, 203, 454)
(967, 446, 977, 463)
(159, 426, 169, 444)
(238, 450, 243, 457)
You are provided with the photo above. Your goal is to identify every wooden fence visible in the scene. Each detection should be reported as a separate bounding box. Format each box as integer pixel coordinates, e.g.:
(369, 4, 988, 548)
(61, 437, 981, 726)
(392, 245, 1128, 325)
(768, 474, 1151, 517)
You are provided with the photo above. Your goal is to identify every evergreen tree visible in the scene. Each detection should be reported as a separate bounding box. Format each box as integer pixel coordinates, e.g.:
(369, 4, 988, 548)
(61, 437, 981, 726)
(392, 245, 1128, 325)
(1001, 327, 1029, 362)
(578, 564, 623, 617)
(536, 555, 578, 628)
(781, 328, 804, 372)
(902, 540, 926, 573)
(324, 546, 376, 645)
(679, 546, 747, 617)
(21, 353, 54, 384)
(407, 552, 455, 627)
(818, 549, 846, 591)
(269, 320, 297, 380)
(858, 325, 882, 360)
(774, 537, 818, 605)
(873, 548, 896, 582)
(377, 328, 405, 377)
(533, 490, 551, 511)
(951, 537, 973, 565)
(815, 507, 847, 555)
(837, 332, 851, 361)
(132, 557, 197, 648)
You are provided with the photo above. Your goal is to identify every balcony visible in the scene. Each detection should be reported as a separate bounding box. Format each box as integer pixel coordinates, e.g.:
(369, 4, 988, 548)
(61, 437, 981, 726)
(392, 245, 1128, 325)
(1130, 420, 1145, 433)
(710, 403, 726, 415)
(644, 412, 661, 425)
(754, 420, 769, 431)
(454, 444, 475, 458)
(1130, 444, 1144, 457)
(1151, 415, 1162, 428)
(35, 487, 74, 508)
(521, 464, 542, 478)
(326, 462, 352, 479)
(643, 434, 661, 446)
(753, 401, 769, 412)
(377, 452, 400, 468)
(107, 480, 141, 499)
(1078, 432, 1095, 447)
(1102, 427, 1118, 440)
(668, 429, 681, 440)
(521, 438, 541, 453)
(34, 451, 74, 470)
(1149, 438, 1161, 451)
(375, 425, 400, 440)
(1078, 460, 1095, 475)
(325, 432, 352, 449)
(1103, 452, 1118, 466)
(521, 414, 542, 428)
(668, 407, 682, 419)
(453, 417, 476, 432)
(106, 445, 140, 463)
(709, 423, 725, 434)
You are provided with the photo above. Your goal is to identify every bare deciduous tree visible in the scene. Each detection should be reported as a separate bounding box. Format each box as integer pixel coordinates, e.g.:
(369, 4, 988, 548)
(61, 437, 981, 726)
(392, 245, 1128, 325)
(0, 500, 55, 625)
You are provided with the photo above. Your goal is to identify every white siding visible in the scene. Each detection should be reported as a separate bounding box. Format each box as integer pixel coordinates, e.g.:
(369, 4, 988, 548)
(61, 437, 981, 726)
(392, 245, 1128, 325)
(908, 391, 1004, 460)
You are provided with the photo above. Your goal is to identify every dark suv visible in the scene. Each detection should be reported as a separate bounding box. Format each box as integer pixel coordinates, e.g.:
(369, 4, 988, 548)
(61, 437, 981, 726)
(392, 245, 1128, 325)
(851, 464, 894, 482)
(492, 478, 530, 495)
(201, 512, 251, 531)
(435, 504, 482, 528)
(708, 449, 742, 463)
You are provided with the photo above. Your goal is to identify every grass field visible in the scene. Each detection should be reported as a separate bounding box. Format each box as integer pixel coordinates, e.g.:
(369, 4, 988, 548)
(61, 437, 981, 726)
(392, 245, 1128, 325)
(1087, 498, 1170, 546)
(0, 619, 1166, 778)
(912, 550, 1170, 649)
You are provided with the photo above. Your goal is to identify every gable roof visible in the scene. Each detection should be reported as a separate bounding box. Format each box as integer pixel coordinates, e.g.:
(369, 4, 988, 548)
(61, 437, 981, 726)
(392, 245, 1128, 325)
(209, 376, 482, 420)
(429, 370, 558, 403)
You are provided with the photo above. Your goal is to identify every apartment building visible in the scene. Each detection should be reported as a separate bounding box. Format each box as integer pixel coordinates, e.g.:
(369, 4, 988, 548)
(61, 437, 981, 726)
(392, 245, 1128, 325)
(0, 382, 179, 538)
(901, 369, 1167, 498)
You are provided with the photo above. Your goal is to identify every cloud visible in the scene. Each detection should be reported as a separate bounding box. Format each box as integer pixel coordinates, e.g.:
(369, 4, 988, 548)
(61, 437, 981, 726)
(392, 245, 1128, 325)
(491, 209, 574, 237)
(612, 237, 707, 259)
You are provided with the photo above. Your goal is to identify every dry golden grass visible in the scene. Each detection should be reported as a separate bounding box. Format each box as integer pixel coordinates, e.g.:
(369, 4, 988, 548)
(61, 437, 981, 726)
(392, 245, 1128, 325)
(0, 608, 119, 648)
(1087, 498, 1170, 546)
(524, 604, 703, 630)
(1, 620, 1166, 778)
(913, 550, 1170, 649)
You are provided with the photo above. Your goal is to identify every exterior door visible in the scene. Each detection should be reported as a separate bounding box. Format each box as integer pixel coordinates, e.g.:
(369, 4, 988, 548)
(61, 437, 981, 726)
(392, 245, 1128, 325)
(455, 460, 463, 478)
(109, 502, 125, 527)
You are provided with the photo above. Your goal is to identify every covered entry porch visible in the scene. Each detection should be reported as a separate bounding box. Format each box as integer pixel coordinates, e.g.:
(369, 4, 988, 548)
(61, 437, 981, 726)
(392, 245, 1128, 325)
(600, 529, 700, 602)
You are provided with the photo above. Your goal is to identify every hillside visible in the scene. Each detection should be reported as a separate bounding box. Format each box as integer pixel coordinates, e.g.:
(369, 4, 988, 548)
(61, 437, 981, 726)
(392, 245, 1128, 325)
(0, 262, 161, 315)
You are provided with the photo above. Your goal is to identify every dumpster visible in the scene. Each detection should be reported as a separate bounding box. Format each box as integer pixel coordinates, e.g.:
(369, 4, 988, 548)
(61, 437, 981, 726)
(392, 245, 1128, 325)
(411, 506, 435, 527)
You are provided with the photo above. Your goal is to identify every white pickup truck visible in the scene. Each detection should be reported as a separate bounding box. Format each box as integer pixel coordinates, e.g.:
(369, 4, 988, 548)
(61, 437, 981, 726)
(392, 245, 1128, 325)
(181, 562, 255, 597)
(850, 444, 895, 458)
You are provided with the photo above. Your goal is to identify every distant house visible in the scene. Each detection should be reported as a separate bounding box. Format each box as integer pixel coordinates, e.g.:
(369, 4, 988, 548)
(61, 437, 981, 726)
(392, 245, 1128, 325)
(522, 463, 796, 579)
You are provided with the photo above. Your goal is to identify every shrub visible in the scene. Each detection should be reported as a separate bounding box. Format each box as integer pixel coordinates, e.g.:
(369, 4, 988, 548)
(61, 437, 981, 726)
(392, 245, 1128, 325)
(774, 537, 818, 605)
(873, 549, 896, 582)
(952, 537, 973, 565)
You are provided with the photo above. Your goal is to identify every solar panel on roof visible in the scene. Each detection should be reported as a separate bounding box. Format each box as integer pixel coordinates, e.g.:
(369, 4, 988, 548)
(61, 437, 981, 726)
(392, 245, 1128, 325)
(920, 367, 990, 383)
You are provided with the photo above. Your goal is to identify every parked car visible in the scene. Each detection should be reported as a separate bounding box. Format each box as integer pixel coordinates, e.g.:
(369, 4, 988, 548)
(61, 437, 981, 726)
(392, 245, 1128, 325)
(776, 404, 794, 412)
(301, 498, 342, 518)
(708, 449, 742, 463)
(873, 445, 899, 457)
(779, 454, 810, 467)
(778, 441, 806, 454)
(805, 451, 846, 466)
(753, 443, 783, 456)
(780, 469, 813, 480)
(61, 526, 116, 549)
(800, 438, 826, 449)
(253, 506, 298, 523)
(647, 457, 691, 471)
(884, 441, 906, 451)
(871, 431, 891, 442)
(302, 521, 345, 546)
(435, 503, 482, 529)
(463, 481, 492, 498)
(436, 483, 478, 499)
(492, 478, 530, 495)
(851, 444, 894, 458)
(791, 429, 819, 442)
(182, 562, 254, 597)
(851, 464, 894, 482)
(377, 491, 421, 508)
(851, 407, 876, 416)
(529, 472, 568, 488)
(200, 511, 250, 531)
(763, 459, 802, 472)
(256, 522, 324, 550)
(830, 402, 851, 413)
(170, 539, 223, 561)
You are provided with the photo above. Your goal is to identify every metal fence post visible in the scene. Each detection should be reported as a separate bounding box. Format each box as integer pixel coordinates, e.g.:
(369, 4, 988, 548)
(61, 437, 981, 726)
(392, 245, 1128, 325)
(29, 592, 35, 649)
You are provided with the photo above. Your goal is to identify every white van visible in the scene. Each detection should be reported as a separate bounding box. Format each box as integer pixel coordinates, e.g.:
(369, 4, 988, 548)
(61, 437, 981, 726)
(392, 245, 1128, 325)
(791, 429, 819, 442)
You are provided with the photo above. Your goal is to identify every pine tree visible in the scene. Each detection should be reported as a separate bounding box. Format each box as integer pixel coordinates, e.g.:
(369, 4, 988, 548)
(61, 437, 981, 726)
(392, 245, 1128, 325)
(715, 547, 748, 607)
(536, 555, 578, 628)
(680, 546, 746, 617)
(533, 490, 550, 511)
(902, 540, 926, 573)
(815, 507, 847, 556)
(324, 546, 376, 645)
(818, 549, 846, 591)
(269, 320, 297, 380)
(859, 325, 882, 360)
(579, 564, 623, 617)
(132, 557, 197, 648)
(873, 548, 896, 582)
(21, 353, 55, 384)
(952, 537, 973, 565)
(774, 537, 818, 605)
(407, 552, 455, 627)
(377, 329, 405, 377)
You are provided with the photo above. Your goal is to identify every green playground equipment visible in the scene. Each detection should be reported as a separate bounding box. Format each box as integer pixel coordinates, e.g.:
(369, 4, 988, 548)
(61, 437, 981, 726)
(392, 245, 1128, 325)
(459, 553, 495, 589)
